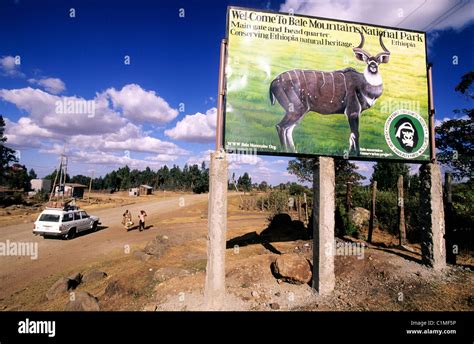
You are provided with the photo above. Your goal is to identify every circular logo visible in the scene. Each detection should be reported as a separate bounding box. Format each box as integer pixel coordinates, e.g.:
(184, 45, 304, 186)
(384, 110, 429, 159)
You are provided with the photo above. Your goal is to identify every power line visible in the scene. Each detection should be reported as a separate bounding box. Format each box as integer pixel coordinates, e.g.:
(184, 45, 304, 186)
(423, 0, 469, 31)
(396, 0, 428, 27)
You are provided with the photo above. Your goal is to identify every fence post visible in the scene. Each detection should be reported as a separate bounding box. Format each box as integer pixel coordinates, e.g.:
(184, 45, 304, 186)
(297, 195, 301, 221)
(303, 193, 309, 225)
(397, 175, 407, 246)
(368, 181, 377, 243)
(345, 181, 352, 214)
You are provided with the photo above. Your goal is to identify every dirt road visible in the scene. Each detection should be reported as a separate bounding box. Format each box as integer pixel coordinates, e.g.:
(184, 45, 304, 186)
(0, 193, 209, 299)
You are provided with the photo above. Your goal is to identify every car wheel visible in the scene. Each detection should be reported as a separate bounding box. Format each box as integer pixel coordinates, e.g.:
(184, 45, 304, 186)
(65, 228, 76, 240)
(92, 221, 98, 232)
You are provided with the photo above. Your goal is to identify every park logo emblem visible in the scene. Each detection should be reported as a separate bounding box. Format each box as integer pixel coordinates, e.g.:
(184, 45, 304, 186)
(384, 109, 429, 159)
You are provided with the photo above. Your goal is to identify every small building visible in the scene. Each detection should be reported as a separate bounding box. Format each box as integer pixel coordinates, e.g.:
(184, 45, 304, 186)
(139, 184, 153, 196)
(129, 187, 139, 197)
(30, 179, 52, 192)
(55, 183, 87, 199)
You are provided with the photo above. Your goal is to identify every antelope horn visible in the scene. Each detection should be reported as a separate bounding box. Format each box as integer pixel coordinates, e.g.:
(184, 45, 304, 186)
(356, 30, 365, 49)
(379, 33, 390, 53)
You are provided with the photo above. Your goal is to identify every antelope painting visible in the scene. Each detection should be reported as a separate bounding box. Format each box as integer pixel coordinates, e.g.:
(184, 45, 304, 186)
(269, 31, 391, 155)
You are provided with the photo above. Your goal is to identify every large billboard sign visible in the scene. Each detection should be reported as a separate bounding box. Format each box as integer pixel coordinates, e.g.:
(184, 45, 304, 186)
(223, 7, 431, 161)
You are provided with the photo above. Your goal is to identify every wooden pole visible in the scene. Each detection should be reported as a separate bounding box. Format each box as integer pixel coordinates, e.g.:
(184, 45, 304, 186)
(345, 181, 352, 213)
(88, 171, 94, 204)
(428, 64, 436, 161)
(368, 181, 377, 243)
(397, 175, 406, 246)
(215, 39, 227, 151)
(297, 195, 302, 221)
(304, 192, 309, 225)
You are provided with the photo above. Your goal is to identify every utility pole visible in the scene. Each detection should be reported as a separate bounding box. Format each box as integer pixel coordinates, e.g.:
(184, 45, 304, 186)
(368, 181, 377, 243)
(88, 170, 94, 204)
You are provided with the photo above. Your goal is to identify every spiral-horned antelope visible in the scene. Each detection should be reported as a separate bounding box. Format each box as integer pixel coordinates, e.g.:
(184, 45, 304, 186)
(269, 31, 390, 155)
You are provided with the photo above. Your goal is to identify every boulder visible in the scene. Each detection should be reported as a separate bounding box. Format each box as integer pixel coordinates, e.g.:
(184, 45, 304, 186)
(349, 207, 370, 229)
(82, 269, 107, 283)
(144, 236, 170, 257)
(65, 292, 100, 311)
(272, 253, 312, 284)
(153, 267, 189, 282)
(68, 272, 82, 289)
(46, 277, 70, 300)
(133, 250, 152, 262)
(46, 273, 82, 300)
(104, 280, 127, 298)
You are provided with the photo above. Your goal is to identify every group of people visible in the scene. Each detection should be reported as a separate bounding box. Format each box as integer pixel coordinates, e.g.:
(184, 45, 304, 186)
(122, 209, 147, 232)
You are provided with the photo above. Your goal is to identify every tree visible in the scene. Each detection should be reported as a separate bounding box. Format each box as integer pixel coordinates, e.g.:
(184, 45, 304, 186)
(0, 115, 18, 185)
(117, 165, 131, 190)
(288, 182, 306, 195)
(287, 157, 365, 186)
(237, 172, 252, 192)
(436, 71, 473, 180)
(192, 167, 209, 194)
(371, 162, 409, 191)
(258, 181, 269, 192)
(70, 174, 90, 186)
(44, 169, 70, 185)
(28, 168, 37, 180)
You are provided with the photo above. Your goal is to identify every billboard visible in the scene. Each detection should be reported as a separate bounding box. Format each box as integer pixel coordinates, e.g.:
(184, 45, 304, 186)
(223, 7, 431, 161)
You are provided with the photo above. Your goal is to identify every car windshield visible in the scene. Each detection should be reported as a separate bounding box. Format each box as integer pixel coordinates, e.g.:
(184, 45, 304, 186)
(38, 214, 61, 222)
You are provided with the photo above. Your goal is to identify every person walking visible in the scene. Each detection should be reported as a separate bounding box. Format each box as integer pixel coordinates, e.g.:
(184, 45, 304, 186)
(138, 210, 147, 232)
(122, 210, 133, 231)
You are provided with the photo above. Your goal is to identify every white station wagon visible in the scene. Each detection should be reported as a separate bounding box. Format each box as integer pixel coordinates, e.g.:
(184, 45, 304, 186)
(33, 207, 100, 239)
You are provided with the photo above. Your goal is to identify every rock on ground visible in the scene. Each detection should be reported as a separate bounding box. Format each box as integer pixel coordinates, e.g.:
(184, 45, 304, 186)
(272, 253, 312, 285)
(349, 207, 370, 229)
(144, 236, 170, 257)
(65, 292, 100, 311)
(153, 267, 190, 282)
(82, 269, 107, 283)
(46, 273, 82, 301)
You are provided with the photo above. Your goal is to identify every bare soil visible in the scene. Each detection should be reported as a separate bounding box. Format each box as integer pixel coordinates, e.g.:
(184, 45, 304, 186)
(0, 193, 472, 311)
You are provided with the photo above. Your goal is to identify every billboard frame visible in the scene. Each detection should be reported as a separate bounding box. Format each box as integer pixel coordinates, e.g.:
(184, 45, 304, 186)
(219, 6, 435, 164)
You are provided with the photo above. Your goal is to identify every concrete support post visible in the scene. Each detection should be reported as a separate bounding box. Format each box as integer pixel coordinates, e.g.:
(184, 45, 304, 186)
(419, 162, 446, 270)
(204, 150, 228, 309)
(312, 157, 335, 295)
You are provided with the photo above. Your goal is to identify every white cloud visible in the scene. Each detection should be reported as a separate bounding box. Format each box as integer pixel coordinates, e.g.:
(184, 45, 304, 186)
(354, 161, 374, 174)
(1, 84, 189, 169)
(0, 56, 24, 77)
(103, 137, 188, 156)
(145, 154, 179, 162)
(28, 78, 66, 94)
(186, 150, 213, 166)
(106, 84, 178, 124)
(230, 156, 299, 185)
(71, 150, 167, 170)
(165, 107, 217, 143)
(280, 0, 474, 31)
(434, 114, 468, 128)
(274, 159, 288, 165)
(0, 87, 126, 135)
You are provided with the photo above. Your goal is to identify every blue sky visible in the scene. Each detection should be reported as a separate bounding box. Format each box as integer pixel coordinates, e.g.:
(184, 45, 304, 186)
(0, 0, 473, 185)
